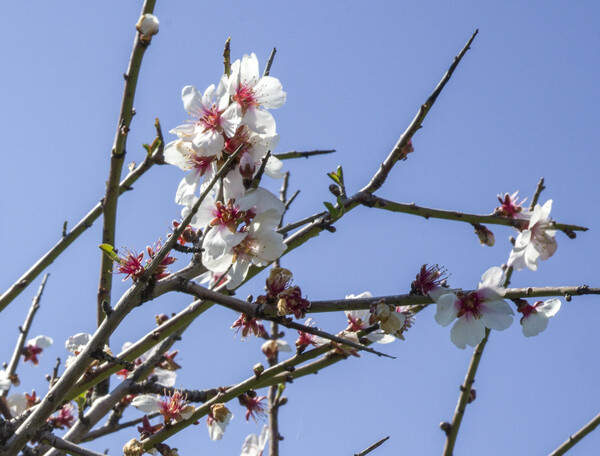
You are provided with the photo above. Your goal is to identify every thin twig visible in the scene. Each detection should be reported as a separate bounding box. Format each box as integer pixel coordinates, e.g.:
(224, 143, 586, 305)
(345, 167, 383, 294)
(548, 411, 600, 456)
(273, 149, 336, 160)
(351, 192, 587, 234)
(3, 274, 49, 400)
(263, 47, 276, 77)
(529, 177, 546, 211)
(223, 37, 231, 77)
(442, 329, 491, 456)
(81, 413, 160, 443)
(361, 30, 479, 194)
(0, 139, 163, 315)
(278, 212, 328, 234)
(354, 436, 390, 456)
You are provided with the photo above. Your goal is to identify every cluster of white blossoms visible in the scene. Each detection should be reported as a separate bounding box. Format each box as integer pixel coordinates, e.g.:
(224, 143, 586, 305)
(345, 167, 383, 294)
(165, 53, 287, 288)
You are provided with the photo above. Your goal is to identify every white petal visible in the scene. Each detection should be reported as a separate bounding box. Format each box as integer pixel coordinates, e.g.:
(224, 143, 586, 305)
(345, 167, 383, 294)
(153, 368, 177, 387)
(537, 298, 561, 317)
(434, 293, 458, 327)
(450, 317, 485, 349)
(182, 85, 202, 113)
(7, 393, 28, 416)
(27, 335, 53, 348)
(522, 313, 549, 337)
(365, 332, 396, 344)
(478, 267, 505, 290)
(244, 108, 276, 135)
(345, 291, 373, 299)
(65, 333, 91, 353)
(131, 395, 162, 413)
(480, 300, 514, 331)
(254, 76, 286, 109)
(276, 340, 292, 352)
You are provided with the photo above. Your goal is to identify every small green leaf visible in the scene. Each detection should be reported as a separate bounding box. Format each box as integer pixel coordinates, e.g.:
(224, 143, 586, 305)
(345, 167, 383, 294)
(275, 383, 286, 402)
(142, 143, 152, 156)
(327, 172, 340, 185)
(323, 201, 336, 217)
(74, 391, 87, 412)
(99, 244, 120, 263)
(336, 165, 344, 185)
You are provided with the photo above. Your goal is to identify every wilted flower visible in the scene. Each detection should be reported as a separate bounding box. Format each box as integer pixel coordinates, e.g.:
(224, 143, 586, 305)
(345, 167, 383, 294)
(261, 339, 292, 362)
(517, 298, 561, 337)
(114, 249, 145, 281)
(410, 264, 449, 299)
(434, 267, 514, 349)
(207, 403, 233, 441)
(277, 286, 311, 319)
(232, 314, 267, 338)
(266, 267, 294, 298)
(344, 292, 395, 344)
(239, 393, 267, 422)
(474, 224, 495, 247)
(137, 415, 163, 439)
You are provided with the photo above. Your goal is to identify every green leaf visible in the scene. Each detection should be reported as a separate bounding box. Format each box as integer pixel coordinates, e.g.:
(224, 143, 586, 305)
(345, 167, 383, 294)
(336, 165, 344, 186)
(323, 201, 336, 217)
(74, 391, 87, 413)
(275, 383, 286, 402)
(336, 196, 346, 216)
(99, 244, 120, 263)
(327, 171, 340, 186)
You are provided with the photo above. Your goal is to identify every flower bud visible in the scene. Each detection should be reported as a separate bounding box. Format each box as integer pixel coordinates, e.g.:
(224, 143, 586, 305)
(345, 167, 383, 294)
(123, 439, 145, 456)
(136, 14, 159, 41)
(253, 363, 265, 377)
(474, 224, 495, 247)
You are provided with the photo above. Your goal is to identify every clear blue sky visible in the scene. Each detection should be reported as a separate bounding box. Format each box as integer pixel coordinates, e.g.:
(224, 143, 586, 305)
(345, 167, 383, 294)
(1, 1, 599, 455)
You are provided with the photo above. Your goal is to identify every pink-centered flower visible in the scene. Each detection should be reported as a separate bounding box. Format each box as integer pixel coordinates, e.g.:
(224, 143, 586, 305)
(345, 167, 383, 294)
(48, 403, 75, 429)
(345, 292, 395, 344)
(410, 264, 449, 299)
(517, 298, 561, 337)
(434, 267, 514, 349)
(131, 391, 195, 425)
(22, 335, 52, 365)
(229, 53, 286, 135)
(508, 200, 557, 271)
(171, 77, 241, 155)
(240, 394, 267, 422)
(495, 191, 527, 219)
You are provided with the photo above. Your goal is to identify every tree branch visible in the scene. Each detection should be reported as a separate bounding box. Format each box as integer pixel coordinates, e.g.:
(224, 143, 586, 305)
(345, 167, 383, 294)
(548, 411, 600, 456)
(2, 274, 49, 401)
(442, 329, 491, 456)
(274, 149, 336, 160)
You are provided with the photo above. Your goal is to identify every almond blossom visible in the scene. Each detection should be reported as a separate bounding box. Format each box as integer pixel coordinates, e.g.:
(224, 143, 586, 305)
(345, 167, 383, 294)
(508, 200, 557, 271)
(131, 391, 194, 425)
(517, 298, 561, 337)
(240, 425, 268, 456)
(228, 53, 286, 135)
(434, 267, 514, 349)
(171, 77, 241, 155)
(344, 292, 394, 344)
(23, 335, 53, 364)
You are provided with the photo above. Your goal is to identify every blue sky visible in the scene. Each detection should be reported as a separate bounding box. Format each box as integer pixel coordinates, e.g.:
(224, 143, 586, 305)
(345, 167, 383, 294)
(1, 1, 599, 455)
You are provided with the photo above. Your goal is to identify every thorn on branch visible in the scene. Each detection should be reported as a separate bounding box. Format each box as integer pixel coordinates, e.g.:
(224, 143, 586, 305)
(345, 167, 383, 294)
(62, 221, 68, 238)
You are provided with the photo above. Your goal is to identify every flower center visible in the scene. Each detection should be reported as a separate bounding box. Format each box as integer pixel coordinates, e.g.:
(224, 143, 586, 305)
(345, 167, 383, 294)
(233, 83, 259, 112)
(456, 291, 484, 320)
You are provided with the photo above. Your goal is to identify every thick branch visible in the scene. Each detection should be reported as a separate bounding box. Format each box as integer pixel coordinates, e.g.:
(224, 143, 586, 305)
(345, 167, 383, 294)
(40, 433, 107, 456)
(97, 0, 158, 325)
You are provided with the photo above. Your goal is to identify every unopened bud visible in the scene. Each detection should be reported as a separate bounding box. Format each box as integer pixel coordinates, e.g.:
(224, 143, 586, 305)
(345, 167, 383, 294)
(123, 438, 145, 456)
(253, 363, 265, 377)
(136, 14, 159, 41)
(474, 224, 495, 247)
(155, 314, 169, 325)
